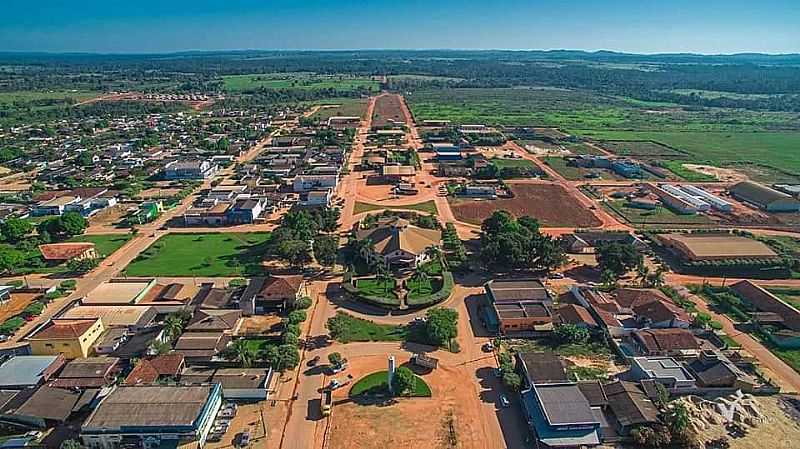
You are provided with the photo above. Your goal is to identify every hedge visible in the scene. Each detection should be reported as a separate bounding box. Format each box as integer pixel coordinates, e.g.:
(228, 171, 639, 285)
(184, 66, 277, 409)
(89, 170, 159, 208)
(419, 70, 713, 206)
(406, 271, 454, 307)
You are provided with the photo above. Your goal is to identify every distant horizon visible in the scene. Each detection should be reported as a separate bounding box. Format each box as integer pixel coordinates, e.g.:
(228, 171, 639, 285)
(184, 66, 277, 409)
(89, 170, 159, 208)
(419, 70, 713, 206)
(1, 48, 799, 58)
(1, 0, 798, 54)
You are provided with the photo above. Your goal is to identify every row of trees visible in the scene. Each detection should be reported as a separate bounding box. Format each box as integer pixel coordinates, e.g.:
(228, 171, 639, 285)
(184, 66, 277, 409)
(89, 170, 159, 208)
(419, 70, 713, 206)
(479, 211, 567, 272)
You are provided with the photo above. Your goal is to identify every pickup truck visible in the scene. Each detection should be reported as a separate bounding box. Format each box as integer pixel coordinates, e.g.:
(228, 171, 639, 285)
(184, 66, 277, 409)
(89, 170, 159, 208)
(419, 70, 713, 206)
(321, 390, 332, 416)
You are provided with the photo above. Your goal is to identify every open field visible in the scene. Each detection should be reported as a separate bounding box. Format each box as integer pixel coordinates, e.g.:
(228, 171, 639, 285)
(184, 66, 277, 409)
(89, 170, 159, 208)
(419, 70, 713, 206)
(604, 200, 714, 227)
(659, 161, 718, 182)
(579, 130, 800, 176)
(542, 157, 632, 181)
(489, 158, 535, 169)
(449, 183, 602, 227)
(124, 232, 271, 277)
(327, 312, 407, 343)
(597, 140, 688, 159)
(222, 73, 378, 92)
(308, 98, 368, 121)
(354, 200, 438, 216)
(68, 234, 131, 258)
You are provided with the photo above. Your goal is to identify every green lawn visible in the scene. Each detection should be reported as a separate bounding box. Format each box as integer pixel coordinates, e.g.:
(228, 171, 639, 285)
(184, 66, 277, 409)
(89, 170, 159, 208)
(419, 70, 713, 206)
(354, 200, 438, 216)
(349, 370, 432, 397)
(769, 347, 800, 375)
(719, 334, 742, 349)
(407, 277, 443, 301)
(326, 312, 407, 343)
(419, 260, 443, 276)
(543, 157, 590, 180)
(69, 234, 131, 258)
(124, 232, 272, 277)
(660, 161, 717, 182)
(0, 90, 100, 104)
(223, 74, 379, 92)
(490, 158, 535, 169)
(355, 278, 398, 300)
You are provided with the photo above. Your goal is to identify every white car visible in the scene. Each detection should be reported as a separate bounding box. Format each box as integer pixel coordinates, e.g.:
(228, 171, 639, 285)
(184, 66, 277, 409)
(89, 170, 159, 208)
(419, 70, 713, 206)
(499, 394, 511, 408)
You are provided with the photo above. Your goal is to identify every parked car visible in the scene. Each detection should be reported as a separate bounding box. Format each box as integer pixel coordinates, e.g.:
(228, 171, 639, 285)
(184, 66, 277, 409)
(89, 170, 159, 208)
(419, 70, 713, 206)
(328, 379, 340, 390)
(235, 431, 251, 447)
(499, 394, 511, 408)
(482, 342, 495, 352)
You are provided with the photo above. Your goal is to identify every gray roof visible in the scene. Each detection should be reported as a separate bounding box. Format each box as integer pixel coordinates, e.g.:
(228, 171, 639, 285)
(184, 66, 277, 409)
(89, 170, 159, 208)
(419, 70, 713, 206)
(0, 356, 61, 388)
(535, 383, 598, 426)
(11, 386, 80, 422)
(82, 385, 217, 431)
(632, 357, 695, 382)
(730, 181, 799, 206)
(517, 352, 567, 384)
(486, 279, 550, 303)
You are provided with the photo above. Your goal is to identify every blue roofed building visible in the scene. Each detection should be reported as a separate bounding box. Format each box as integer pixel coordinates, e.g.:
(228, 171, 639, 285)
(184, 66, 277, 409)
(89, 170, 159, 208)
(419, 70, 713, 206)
(0, 355, 66, 390)
(611, 161, 644, 179)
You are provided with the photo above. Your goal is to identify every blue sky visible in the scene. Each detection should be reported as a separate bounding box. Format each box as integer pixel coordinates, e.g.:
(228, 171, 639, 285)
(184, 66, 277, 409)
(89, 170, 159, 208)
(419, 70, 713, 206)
(1, 0, 798, 54)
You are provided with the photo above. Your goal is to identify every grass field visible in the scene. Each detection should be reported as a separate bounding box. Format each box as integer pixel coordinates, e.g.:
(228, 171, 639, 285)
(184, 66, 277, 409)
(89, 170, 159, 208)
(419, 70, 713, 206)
(354, 200, 438, 216)
(604, 200, 714, 227)
(0, 90, 100, 105)
(406, 277, 442, 301)
(223, 74, 378, 92)
(327, 312, 407, 343)
(660, 161, 717, 182)
(408, 87, 800, 181)
(309, 98, 368, 121)
(355, 278, 398, 299)
(578, 130, 800, 175)
(543, 156, 593, 180)
(349, 370, 432, 397)
(68, 234, 131, 258)
(124, 232, 272, 277)
(490, 158, 535, 169)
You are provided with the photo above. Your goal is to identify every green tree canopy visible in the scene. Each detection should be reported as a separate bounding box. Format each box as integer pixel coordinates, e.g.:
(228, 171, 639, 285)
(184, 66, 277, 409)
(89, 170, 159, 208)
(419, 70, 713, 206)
(596, 241, 643, 277)
(425, 307, 458, 346)
(392, 366, 417, 395)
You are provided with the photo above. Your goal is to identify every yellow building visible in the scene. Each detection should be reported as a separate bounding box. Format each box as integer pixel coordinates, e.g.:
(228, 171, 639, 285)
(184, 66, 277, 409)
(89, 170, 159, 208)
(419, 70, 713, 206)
(28, 318, 105, 359)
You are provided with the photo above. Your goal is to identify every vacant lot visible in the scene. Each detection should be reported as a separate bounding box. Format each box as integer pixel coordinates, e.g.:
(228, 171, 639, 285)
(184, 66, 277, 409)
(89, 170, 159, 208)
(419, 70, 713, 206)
(579, 130, 800, 176)
(372, 94, 406, 128)
(124, 232, 271, 277)
(597, 140, 687, 159)
(450, 183, 602, 227)
(604, 200, 714, 227)
(222, 73, 378, 92)
(309, 98, 368, 121)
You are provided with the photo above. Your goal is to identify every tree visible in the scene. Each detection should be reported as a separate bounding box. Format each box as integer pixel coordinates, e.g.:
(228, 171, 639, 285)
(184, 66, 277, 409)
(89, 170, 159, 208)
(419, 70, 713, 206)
(553, 324, 590, 345)
(410, 269, 429, 294)
(596, 242, 643, 277)
(277, 239, 312, 268)
(67, 257, 99, 274)
(636, 262, 651, 287)
(151, 340, 172, 355)
(665, 402, 690, 435)
(502, 371, 522, 391)
(631, 425, 672, 448)
(163, 313, 186, 340)
(288, 310, 307, 325)
(37, 212, 88, 240)
(601, 269, 618, 289)
(269, 344, 300, 371)
(229, 339, 257, 368)
(0, 218, 32, 243)
(313, 235, 338, 267)
(294, 296, 312, 310)
(425, 308, 458, 346)
(0, 247, 23, 274)
(60, 439, 85, 449)
(328, 352, 344, 367)
(392, 366, 416, 395)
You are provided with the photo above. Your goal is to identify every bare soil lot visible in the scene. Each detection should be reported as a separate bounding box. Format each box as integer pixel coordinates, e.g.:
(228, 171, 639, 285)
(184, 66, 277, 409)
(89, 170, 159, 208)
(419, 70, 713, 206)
(372, 94, 406, 129)
(449, 182, 602, 227)
(693, 396, 800, 449)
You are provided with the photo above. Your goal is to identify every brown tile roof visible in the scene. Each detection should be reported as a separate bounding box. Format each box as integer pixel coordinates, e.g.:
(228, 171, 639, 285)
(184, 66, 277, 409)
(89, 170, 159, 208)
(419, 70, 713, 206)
(356, 218, 441, 258)
(38, 242, 96, 261)
(604, 380, 659, 428)
(30, 319, 99, 340)
(614, 288, 670, 309)
(632, 299, 690, 324)
(186, 310, 242, 332)
(558, 304, 598, 327)
(259, 276, 304, 298)
(633, 328, 699, 354)
(124, 354, 185, 385)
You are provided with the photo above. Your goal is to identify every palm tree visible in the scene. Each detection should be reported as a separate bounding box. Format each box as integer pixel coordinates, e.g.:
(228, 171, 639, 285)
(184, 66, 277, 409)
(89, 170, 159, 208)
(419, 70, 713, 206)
(163, 314, 184, 340)
(229, 339, 257, 368)
(375, 262, 391, 294)
(410, 269, 429, 294)
(636, 263, 651, 287)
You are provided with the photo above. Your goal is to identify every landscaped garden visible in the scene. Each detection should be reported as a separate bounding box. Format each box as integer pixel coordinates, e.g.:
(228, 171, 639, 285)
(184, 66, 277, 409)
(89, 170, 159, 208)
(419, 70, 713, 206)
(353, 200, 438, 216)
(326, 312, 407, 343)
(355, 278, 398, 298)
(124, 232, 272, 277)
(349, 370, 432, 397)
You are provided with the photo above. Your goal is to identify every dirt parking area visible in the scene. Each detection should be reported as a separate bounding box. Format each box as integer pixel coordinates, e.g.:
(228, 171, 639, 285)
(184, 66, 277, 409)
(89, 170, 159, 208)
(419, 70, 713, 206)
(328, 356, 491, 449)
(205, 403, 267, 449)
(449, 182, 602, 227)
(0, 292, 41, 322)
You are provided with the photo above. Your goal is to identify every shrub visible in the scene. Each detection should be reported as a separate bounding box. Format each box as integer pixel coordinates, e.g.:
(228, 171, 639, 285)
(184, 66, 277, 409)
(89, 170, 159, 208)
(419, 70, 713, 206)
(59, 280, 77, 290)
(294, 296, 312, 310)
(287, 310, 307, 324)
